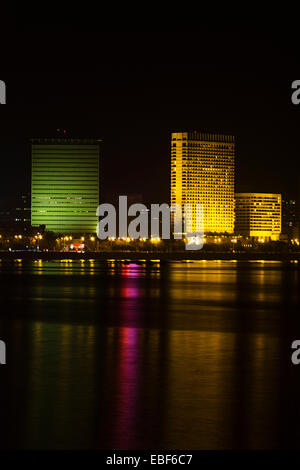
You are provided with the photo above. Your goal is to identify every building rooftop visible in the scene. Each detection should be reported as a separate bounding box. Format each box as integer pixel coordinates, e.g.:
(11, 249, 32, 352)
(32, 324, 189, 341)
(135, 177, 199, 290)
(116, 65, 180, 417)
(171, 132, 235, 142)
(30, 138, 102, 145)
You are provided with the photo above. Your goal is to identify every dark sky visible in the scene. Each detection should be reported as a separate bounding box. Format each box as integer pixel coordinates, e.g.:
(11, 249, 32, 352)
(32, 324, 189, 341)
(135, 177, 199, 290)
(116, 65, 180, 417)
(1, 15, 300, 207)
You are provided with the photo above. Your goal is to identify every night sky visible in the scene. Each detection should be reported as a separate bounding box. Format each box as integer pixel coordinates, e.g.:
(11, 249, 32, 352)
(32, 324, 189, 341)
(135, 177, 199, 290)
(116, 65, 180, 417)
(1, 16, 300, 207)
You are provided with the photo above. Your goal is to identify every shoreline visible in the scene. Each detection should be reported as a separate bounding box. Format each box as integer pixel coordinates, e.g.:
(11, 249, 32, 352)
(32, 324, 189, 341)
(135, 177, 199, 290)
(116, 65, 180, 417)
(0, 251, 299, 262)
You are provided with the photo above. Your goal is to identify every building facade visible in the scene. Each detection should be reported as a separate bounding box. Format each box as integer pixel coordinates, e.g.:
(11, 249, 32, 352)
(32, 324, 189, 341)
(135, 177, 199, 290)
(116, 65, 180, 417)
(31, 138, 100, 234)
(171, 132, 235, 234)
(235, 193, 281, 241)
(0, 193, 31, 233)
(282, 199, 298, 240)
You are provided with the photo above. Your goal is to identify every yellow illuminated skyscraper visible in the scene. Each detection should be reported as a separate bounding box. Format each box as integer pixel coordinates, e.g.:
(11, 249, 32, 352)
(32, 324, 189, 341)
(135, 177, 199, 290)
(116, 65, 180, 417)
(170, 132, 235, 234)
(235, 193, 281, 241)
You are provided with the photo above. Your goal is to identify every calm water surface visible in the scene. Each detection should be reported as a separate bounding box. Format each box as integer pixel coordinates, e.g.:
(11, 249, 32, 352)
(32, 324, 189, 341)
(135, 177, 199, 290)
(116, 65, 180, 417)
(0, 260, 300, 449)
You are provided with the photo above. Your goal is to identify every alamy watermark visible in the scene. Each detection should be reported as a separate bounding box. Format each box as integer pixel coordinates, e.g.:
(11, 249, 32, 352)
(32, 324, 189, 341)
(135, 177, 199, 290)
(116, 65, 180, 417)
(96, 196, 204, 250)
(0, 340, 6, 365)
(291, 80, 300, 105)
(291, 340, 300, 365)
(0, 80, 6, 104)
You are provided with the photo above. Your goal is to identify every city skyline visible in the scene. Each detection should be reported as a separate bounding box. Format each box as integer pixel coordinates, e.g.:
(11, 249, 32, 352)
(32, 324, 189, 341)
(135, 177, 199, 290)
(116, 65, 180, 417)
(0, 129, 298, 243)
(1, 17, 300, 455)
(0, 126, 296, 206)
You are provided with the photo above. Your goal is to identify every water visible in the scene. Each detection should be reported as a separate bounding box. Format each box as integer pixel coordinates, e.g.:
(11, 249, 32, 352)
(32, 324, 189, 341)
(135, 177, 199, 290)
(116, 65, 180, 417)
(0, 259, 300, 449)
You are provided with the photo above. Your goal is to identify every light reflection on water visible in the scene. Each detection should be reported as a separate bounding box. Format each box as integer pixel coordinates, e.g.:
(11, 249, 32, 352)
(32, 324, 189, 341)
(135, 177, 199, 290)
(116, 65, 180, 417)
(0, 260, 299, 449)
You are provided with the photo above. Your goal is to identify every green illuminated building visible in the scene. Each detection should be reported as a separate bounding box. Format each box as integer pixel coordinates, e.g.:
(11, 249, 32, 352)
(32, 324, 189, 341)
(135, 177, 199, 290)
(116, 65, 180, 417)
(31, 138, 100, 234)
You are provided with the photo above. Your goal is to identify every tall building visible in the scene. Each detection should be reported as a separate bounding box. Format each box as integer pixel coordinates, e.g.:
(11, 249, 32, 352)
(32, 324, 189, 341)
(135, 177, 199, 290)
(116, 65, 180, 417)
(171, 132, 235, 234)
(0, 193, 31, 233)
(31, 138, 100, 233)
(235, 193, 281, 241)
(282, 199, 298, 240)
